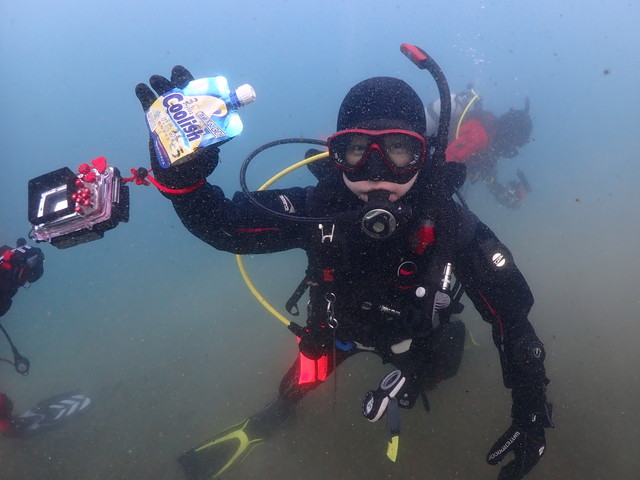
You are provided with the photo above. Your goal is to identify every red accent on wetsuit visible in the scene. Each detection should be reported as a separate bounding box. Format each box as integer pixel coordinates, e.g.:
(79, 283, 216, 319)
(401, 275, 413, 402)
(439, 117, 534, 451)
(235, 227, 279, 234)
(411, 225, 435, 255)
(0, 393, 15, 434)
(478, 290, 505, 337)
(322, 269, 334, 282)
(1, 250, 14, 270)
(316, 354, 328, 381)
(298, 351, 329, 385)
(445, 118, 490, 163)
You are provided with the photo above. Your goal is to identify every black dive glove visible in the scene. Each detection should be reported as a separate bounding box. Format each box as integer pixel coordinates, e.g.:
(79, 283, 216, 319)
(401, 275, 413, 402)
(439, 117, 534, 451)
(135, 65, 220, 191)
(486, 386, 554, 480)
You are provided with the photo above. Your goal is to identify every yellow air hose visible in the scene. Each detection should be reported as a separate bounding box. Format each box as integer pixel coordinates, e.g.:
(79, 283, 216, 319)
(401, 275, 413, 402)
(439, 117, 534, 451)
(235, 151, 329, 326)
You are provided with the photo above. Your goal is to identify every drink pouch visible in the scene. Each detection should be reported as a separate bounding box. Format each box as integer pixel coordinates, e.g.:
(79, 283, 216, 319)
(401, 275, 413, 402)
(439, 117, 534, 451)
(144, 76, 256, 168)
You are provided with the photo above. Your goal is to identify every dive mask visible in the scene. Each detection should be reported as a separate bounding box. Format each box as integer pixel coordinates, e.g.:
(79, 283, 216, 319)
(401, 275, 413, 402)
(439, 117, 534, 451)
(328, 129, 426, 183)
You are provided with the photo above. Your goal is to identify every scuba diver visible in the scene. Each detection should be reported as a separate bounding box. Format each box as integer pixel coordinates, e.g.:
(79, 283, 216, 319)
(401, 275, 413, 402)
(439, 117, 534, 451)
(0, 238, 45, 316)
(135, 45, 553, 480)
(0, 238, 44, 437)
(0, 239, 90, 438)
(425, 86, 534, 209)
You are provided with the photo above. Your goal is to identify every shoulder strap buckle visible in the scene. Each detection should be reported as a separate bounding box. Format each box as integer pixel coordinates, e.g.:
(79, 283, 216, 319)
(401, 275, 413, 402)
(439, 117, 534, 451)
(318, 223, 335, 244)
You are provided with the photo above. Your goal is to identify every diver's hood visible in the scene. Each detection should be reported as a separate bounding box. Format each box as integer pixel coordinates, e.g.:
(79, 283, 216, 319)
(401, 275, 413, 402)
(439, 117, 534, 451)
(496, 97, 532, 149)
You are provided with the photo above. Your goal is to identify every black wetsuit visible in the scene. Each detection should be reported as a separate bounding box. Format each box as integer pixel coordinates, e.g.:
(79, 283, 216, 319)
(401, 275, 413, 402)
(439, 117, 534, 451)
(163, 172, 548, 431)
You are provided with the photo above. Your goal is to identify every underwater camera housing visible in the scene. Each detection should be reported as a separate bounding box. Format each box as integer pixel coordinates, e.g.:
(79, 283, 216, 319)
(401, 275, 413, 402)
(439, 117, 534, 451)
(28, 157, 129, 249)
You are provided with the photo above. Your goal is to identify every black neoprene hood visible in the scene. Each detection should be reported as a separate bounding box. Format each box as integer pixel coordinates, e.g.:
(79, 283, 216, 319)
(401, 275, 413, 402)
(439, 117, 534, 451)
(337, 77, 427, 134)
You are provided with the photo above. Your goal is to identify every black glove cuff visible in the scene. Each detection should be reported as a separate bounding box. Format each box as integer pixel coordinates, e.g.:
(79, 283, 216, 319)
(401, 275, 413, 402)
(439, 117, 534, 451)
(149, 142, 219, 191)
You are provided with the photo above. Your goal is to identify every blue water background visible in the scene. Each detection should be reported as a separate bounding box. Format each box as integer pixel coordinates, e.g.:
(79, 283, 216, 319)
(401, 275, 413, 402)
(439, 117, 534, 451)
(1, 1, 639, 478)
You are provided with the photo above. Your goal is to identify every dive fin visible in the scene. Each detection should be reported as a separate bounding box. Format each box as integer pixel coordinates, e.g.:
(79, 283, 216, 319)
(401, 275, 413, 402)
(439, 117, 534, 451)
(16, 390, 91, 436)
(178, 418, 265, 480)
(386, 435, 399, 462)
(385, 397, 401, 462)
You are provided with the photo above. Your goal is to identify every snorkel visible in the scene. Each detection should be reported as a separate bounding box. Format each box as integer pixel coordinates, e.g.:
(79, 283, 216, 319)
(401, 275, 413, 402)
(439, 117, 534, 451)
(399, 43, 452, 166)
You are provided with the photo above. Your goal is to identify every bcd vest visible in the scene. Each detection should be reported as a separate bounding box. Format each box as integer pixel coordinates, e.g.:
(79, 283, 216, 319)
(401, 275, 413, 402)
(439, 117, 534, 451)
(291, 178, 465, 349)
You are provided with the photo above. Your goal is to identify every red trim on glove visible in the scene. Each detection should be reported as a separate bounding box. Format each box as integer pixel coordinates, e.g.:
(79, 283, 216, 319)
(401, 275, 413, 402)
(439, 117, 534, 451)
(147, 175, 205, 195)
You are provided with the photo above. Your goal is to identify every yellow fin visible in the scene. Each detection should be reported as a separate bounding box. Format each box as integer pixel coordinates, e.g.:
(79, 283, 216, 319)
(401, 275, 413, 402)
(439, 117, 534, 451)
(386, 435, 399, 462)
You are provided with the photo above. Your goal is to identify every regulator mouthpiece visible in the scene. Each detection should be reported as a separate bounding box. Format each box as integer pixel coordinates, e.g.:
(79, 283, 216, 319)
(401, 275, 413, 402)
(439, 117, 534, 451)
(360, 190, 410, 240)
(362, 208, 397, 239)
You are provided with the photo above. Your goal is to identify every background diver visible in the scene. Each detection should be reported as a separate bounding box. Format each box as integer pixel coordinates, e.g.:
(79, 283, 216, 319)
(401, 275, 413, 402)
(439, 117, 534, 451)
(135, 47, 553, 480)
(0, 239, 90, 439)
(307, 86, 534, 210)
(0, 238, 44, 437)
(426, 85, 534, 209)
